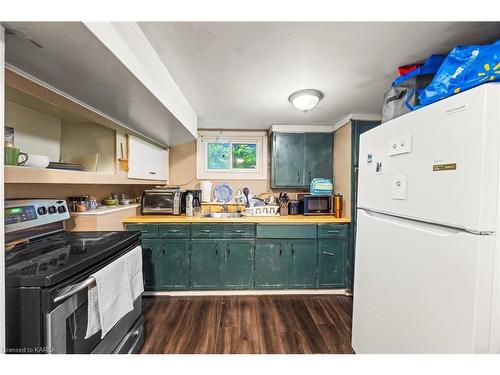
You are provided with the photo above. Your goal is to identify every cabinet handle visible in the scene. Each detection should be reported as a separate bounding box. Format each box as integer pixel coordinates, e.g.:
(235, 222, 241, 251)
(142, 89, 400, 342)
(227, 243, 231, 256)
(168, 229, 181, 233)
(162, 244, 166, 255)
(233, 229, 244, 233)
(308, 171, 311, 183)
(215, 244, 218, 256)
(327, 230, 339, 234)
(279, 243, 282, 257)
(149, 171, 157, 175)
(201, 229, 213, 233)
(291, 244, 295, 257)
(322, 251, 335, 256)
(297, 172, 300, 183)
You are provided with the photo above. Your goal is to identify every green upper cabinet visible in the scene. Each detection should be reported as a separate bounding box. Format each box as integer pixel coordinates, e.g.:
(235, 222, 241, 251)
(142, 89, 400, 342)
(159, 239, 190, 290)
(221, 240, 254, 289)
(190, 239, 221, 289)
(272, 132, 333, 188)
(288, 239, 318, 288)
(272, 133, 305, 187)
(304, 133, 333, 185)
(255, 239, 285, 289)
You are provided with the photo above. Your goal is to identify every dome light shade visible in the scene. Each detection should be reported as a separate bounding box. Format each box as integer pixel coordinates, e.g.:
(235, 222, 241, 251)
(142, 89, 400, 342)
(288, 89, 323, 112)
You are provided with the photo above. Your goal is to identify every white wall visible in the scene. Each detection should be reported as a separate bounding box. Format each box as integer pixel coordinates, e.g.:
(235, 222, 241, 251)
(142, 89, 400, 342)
(5, 101, 61, 161)
(1, 24, 6, 353)
(60, 121, 115, 174)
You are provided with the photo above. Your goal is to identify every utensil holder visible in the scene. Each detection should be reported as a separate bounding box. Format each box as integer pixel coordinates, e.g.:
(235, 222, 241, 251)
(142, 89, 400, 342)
(280, 207, 288, 216)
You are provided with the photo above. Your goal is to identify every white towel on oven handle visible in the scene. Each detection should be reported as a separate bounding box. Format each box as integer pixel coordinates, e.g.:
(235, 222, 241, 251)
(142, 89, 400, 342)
(85, 246, 144, 339)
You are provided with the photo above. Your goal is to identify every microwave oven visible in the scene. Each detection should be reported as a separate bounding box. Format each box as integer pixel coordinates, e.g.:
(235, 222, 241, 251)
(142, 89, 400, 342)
(302, 194, 333, 215)
(140, 189, 182, 215)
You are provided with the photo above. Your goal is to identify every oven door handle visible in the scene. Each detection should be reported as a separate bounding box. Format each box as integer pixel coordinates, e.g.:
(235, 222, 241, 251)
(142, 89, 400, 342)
(54, 277, 96, 303)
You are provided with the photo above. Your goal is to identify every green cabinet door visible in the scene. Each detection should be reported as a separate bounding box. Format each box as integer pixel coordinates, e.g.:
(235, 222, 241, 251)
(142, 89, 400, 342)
(255, 239, 285, 289)
(288, 239, 318, 288)
(159, 239, 190, 290)
(141, 239, 161, 290)
(272, 133, 305, 187)
(221, 240, 254, 289)
(318, 239, 347, 288)
(190, 239, 220, 289)
(304, 133, 333, 185)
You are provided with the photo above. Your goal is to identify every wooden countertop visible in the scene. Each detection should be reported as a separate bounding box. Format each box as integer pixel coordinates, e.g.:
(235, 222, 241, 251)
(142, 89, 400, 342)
(123, 214, 350, 224)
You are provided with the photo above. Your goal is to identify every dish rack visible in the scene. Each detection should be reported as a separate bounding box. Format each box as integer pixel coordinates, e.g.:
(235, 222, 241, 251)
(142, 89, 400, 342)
(242, 205, 279, 216)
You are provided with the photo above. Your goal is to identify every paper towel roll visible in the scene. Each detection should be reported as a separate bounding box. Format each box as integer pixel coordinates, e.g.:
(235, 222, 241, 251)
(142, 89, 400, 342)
(200, 180, 213, 203)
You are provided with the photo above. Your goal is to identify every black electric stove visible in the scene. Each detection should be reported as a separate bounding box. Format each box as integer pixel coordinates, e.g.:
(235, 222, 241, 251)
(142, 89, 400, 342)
(5, 199, 144, 354)
(6, 231, 140, 287)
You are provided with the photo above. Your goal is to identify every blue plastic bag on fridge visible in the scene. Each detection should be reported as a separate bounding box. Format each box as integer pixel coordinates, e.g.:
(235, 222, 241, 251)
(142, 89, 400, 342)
(419, 39, 500, 106)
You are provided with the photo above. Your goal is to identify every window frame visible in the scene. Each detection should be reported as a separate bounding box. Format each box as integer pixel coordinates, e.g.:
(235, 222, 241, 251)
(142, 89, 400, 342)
(196, 130, 268, 180)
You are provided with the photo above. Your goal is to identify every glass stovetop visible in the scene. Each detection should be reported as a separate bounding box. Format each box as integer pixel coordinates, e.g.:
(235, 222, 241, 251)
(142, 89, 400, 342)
(6, 231, 140, 287)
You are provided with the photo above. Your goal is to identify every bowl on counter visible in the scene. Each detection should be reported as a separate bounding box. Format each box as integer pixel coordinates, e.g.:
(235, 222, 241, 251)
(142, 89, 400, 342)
(102, 199, 119, 206)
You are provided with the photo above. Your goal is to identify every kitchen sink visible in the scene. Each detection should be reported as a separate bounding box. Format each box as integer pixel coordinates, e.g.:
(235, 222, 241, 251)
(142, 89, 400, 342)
(203, 212, 244, 218)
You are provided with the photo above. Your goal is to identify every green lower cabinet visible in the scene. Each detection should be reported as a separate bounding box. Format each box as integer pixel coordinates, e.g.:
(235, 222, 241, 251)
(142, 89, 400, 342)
(141, 239, 161, 291)
(255, 240, 285, 289)
(221, 240, 254, 289)
(129, 222, 349, 291)
(288, 239, 318, 288)
(159, 239, 190, 290)
(318, 239, 347, 288)
(190, 239, 220, 289)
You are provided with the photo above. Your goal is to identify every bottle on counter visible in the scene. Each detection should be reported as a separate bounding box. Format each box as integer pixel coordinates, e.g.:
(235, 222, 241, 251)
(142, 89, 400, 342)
(186, 192, 194, 217)
(333, 192, 344, 218)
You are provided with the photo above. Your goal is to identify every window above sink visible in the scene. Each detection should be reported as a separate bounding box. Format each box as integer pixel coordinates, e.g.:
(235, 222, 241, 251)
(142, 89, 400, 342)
(196, 130, 268, 180)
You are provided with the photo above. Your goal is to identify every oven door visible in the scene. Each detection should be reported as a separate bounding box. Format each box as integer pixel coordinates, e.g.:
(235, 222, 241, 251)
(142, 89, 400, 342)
(45, 292, 142, 354)
(304, 196, 333, 215)
(44, 242, 143, 354)
(141, 192, 174, 214)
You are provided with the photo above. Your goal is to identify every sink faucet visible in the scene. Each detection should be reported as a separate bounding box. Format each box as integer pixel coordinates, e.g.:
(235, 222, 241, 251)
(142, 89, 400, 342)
(222, 202, 229, 213)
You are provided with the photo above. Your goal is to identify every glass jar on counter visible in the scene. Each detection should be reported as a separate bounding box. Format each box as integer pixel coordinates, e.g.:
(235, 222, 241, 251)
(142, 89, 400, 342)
(68, 196, 87, 212)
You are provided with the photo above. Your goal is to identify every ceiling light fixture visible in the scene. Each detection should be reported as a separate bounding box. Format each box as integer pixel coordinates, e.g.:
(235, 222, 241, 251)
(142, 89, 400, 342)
(288, 89, 323, 112)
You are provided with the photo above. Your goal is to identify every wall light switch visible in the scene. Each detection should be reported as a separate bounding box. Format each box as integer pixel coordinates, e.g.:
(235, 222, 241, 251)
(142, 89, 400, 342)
(389, 134, 412, 156)
(391, 172, 407, 200)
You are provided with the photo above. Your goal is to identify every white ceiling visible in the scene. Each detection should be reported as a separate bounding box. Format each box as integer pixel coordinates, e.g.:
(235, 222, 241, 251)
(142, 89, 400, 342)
(139, 22, 500, 129)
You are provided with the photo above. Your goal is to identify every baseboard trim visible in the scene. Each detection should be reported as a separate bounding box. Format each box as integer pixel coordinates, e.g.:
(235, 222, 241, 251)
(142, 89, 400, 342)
(143, 289, 348, 297)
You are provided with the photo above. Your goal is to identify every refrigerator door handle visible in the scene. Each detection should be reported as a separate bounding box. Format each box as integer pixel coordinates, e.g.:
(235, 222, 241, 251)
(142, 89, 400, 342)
(360, 209, 467, 237)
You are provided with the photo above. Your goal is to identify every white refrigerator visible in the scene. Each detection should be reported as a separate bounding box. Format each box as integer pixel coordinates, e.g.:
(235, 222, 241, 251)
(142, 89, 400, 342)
(351, 83, 500, 354)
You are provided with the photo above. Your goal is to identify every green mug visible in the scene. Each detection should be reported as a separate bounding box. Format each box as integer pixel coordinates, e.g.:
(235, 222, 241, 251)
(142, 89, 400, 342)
(5, 147, 28, 166)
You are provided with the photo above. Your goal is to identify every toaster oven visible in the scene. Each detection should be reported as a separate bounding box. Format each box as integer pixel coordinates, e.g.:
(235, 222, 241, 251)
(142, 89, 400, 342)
(140, 189, 182, 215)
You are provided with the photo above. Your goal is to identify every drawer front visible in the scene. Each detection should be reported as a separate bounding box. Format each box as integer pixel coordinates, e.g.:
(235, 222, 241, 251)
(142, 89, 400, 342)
(159, 224, 191, 238)
(256, 224, 317, 239)
(224, 224, 255, 238)
(317, 224, 348, 238)
(191, 224, 225, 238)
(126, 224, 159, 238)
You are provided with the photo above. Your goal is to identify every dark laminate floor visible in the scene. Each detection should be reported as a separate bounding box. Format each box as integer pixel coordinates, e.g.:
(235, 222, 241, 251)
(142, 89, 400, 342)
(140, 295, 354, 354)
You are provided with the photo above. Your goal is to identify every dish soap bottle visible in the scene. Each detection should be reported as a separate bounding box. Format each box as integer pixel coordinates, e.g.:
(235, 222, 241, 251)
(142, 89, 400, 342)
(186, 192, 194, 217)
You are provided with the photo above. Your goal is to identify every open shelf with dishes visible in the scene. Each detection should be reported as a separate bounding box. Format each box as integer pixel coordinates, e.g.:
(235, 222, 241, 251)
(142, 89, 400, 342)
(4, 67, 168, 184)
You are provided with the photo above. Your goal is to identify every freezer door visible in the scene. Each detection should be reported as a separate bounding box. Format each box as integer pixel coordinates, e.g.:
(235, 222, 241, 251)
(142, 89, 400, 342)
(358, 83, 500, 232)
(352, 209, 496, 353)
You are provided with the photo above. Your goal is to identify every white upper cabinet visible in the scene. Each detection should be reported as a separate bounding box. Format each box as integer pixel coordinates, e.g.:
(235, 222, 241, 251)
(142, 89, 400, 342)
(128, 136, 169, 181)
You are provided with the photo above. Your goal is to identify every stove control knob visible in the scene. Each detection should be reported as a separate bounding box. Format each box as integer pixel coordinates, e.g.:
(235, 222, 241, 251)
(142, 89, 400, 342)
(37, 206, 48, 215)
(48, 206, 57, 214)
(57, 206, 67, 213)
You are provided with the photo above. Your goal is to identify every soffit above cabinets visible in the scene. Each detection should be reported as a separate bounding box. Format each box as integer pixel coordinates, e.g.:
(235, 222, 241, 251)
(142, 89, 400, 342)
(3, 22, 197, 147)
